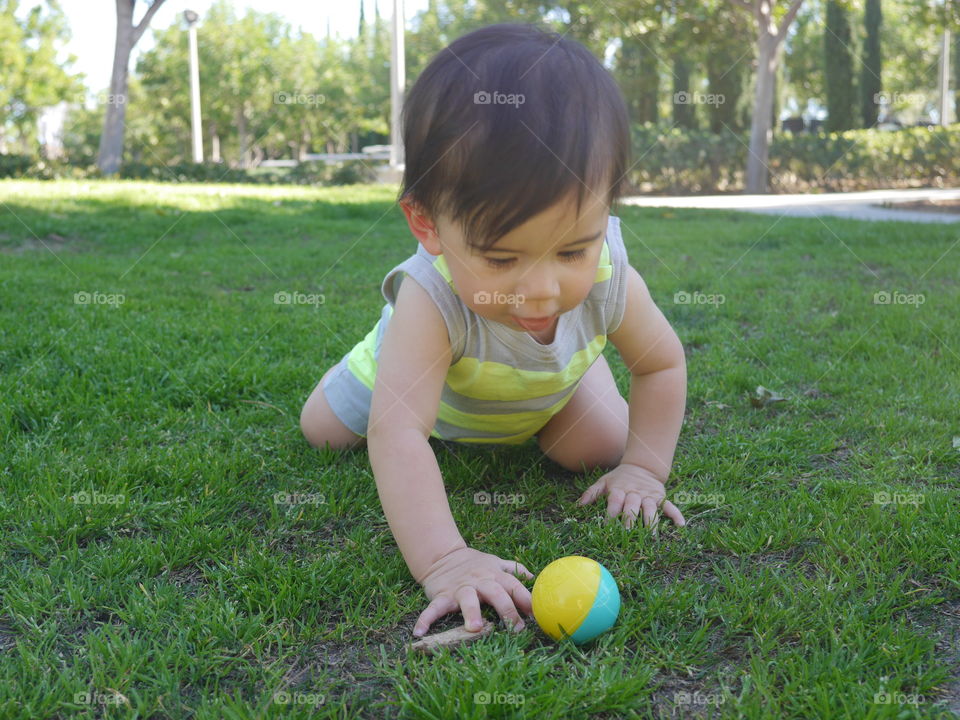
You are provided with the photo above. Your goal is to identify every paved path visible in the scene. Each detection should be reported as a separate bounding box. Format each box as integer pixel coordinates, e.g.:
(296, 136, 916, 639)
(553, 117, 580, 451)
(620, 187, 960, 223)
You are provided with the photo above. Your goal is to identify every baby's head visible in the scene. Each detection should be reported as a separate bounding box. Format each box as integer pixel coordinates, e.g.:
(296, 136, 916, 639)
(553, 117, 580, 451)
(397, 22, 631, 330)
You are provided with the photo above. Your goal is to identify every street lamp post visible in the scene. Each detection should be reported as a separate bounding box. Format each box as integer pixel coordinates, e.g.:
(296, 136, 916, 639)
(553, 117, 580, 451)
(184, 9, 203, 162)
(390, 0, 405, 171)
(938, 29, 952, 126)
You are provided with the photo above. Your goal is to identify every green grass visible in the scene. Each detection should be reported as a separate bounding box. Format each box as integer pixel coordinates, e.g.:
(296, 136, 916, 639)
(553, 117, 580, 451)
(1, 178, 958, 719)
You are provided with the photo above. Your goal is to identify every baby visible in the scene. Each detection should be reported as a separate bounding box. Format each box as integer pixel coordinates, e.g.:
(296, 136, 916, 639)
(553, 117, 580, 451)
(300, 23, 687, 639)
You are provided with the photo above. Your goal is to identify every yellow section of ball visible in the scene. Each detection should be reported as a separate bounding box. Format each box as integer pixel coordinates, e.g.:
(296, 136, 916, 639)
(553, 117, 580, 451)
(531, 556, 601, 641)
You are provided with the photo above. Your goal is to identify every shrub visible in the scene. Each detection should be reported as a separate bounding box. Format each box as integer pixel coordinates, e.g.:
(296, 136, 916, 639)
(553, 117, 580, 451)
(0, 157, 384, 187)
(627, 122, 960, 194)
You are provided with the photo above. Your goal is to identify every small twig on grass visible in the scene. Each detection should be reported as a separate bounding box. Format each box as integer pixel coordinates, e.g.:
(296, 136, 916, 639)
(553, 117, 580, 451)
(409, 621, 496, 654)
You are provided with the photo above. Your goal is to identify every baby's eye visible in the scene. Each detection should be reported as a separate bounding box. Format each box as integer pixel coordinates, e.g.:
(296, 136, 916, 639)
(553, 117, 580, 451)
(484, 248, 587, 269)
(559, 248, 588, 262)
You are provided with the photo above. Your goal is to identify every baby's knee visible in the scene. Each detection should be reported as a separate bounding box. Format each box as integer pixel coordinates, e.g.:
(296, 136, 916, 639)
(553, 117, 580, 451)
(546, 433, 625, 473)
(300, 375, 365, 451)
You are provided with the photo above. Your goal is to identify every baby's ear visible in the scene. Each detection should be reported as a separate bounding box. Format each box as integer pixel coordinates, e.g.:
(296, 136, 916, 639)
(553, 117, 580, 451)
(400, 198, 442, 255)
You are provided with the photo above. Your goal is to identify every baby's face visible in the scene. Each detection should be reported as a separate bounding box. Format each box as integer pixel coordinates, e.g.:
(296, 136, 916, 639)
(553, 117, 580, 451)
(423, 191, 610, 335)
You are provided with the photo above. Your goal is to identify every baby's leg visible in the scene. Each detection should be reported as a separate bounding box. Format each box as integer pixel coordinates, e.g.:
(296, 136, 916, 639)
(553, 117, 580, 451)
(535, 354, 628, 472)
(300, 367, 366, 451)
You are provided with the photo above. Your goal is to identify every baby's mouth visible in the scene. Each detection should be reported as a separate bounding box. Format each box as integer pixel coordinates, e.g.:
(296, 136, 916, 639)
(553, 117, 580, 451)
(514, 315, 556, 332)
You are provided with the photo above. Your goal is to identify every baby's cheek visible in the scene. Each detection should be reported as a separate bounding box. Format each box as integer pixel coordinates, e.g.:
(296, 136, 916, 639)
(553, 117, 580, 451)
(572, 273, 596, 304)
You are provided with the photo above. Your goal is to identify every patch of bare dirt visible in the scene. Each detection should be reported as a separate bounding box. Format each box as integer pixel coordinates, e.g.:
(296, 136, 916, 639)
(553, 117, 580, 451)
(0, 232, 86, 254)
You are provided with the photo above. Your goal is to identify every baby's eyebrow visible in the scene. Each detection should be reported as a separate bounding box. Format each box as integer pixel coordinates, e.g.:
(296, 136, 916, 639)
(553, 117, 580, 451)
(488, 230, 603, 254)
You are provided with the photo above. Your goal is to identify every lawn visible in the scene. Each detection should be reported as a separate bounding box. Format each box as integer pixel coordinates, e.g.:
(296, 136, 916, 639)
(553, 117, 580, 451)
(0, 179, 957, 719)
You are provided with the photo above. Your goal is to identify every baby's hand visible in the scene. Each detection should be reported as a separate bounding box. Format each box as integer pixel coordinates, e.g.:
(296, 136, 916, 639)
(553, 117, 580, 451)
(412, 547, 534, 637)
(577, 463, 687, 529)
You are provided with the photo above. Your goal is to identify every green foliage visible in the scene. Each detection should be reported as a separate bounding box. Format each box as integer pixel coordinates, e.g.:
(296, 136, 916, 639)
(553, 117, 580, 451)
(824, 0, 856, 132)
(614, 35, 660, 125)
(704, 5, 752, 134)
(628, 123, 960, 193)
(784, 1, 826, 107)
(0, 0, 83, 151)
(0, 155, 378, 186)
(17, 120, 960, 195)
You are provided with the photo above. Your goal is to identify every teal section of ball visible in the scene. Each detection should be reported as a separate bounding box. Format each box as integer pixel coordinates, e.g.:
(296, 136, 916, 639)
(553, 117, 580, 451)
(568, 563, 620, 644)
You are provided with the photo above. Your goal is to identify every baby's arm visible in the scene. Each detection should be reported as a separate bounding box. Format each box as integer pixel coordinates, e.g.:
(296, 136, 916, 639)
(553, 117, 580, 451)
(367, 275, 533, 636)
(578, 264, 687, 528)
(367, 275, 463, 576)
(607, 265, 687, 482)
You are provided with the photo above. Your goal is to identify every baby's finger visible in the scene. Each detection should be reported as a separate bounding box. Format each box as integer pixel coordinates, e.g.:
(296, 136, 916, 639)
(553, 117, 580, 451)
(621, 492, 643, 530)
(454, 585, 485, 632)
(604, 487, 627, 523)
(503, 574, 534, 617)
(477, 581, 526, 632)
(500, 559, 534, 581)
(661, 500, 687, 527)
(641, 496, 659, 527)
(413, 595, 457, 637)
(576, 478, 605, 506)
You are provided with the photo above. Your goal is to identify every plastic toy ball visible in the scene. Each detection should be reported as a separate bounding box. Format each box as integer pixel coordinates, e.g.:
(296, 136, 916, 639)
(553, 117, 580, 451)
(531, 556, 620, 644)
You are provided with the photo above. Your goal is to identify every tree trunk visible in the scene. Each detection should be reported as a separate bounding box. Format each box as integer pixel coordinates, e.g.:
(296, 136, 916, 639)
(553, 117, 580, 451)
(739, 0, 803, 194)
(747, 34, 776, 193)
(673, 57, 696, 129)
(861, 0, 882, 127)
(97, 2, 134, 175)
(97, 0, 167, 176)
(824, 0, 855, 132)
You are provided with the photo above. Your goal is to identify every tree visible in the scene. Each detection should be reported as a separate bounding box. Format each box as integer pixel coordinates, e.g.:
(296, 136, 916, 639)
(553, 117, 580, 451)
(704, 2, 753, 133)
(0, 0, 81, 154)
(824, 0, 855, 131)
(97, 0, 167, 175)
(613, 34, 661, 125)
(781, 0, 824, 117)
(730, 0, 805, 193)
(860, 0, 882, 127)
(667, 8, 700, 130)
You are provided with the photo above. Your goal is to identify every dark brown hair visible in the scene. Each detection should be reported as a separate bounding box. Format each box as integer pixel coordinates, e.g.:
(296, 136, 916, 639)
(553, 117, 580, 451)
(398, 22, 631, 253)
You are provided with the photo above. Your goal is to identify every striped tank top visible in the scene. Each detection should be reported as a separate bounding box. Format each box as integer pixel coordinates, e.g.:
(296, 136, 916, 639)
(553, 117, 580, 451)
(322, 213, 630, 445)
